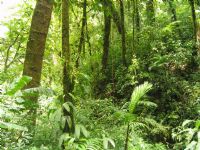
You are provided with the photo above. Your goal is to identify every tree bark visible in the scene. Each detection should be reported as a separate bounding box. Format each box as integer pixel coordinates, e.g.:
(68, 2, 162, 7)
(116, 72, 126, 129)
(189, 0, 197, 43)
(62, 0, 75, 135)
(86, 19, 92, 56)
(189, 0, 198, 69)
(102, 0, 122, 34)
(119, 0, 127, 66)
(132, 0, 136, 54)
(135, 0, 140, 41)
(102, 4, 111, 71)
(76, 0, 87, 68)
(23, 0, 53, 125)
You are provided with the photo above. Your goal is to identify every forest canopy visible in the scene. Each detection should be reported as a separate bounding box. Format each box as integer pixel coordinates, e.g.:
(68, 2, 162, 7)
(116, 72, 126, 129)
(0, 0, 200, 149)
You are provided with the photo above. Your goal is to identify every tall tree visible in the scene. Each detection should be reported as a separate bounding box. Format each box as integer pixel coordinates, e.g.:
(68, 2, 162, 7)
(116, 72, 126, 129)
(119, 0, 127, 66)
(62, 0, 75, 134)
(76, 0, 87, 68)
(189, 0, 198, 69)
(189, 0, 197, 43)
(132, 0, 136, 53)
(23, 0, 53, 125)
(102, 2, 111, 71)
(135, 0, 140, 41)
(102, 0, 122, 34)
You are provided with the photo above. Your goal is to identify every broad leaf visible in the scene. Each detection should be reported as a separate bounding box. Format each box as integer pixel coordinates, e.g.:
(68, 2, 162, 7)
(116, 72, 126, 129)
(6, 76, 32, 96)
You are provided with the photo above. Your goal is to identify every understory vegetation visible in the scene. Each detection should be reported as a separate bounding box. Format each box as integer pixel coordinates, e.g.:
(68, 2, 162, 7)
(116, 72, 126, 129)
(0, 0, 200, 149)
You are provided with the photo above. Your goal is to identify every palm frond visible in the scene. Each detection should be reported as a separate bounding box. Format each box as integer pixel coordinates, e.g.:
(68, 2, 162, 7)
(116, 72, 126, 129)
(129, 82, 152, 114)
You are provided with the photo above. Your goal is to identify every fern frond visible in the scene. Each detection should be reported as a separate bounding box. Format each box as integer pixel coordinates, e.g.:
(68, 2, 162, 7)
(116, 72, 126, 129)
(129, 82, 152, 114)
(140, 118, 168, 136)
(138, 100, 157, 108)
(131, 121, 150, 131)
(86, 138, 103, 150)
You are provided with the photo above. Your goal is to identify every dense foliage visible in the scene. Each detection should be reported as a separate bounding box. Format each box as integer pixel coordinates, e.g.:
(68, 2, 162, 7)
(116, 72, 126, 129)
(0, 0, 200, 149)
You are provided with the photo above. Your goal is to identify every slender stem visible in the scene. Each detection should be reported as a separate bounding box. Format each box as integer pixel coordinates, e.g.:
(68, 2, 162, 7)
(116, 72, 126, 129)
(124, 123, 130, 150)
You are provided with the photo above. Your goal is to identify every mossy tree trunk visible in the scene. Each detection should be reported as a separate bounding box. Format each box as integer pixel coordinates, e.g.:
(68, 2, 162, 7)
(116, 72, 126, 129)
(62, 0, 75, 134)
(102, 2, 111, 71)
(102, 0, 122, 34)
(189, 0, 198, 70)
(76, 0, 87, 68)
(119, 0, 127, 66)
(132, 0, 136, 54)
(135, 0, 140, 41)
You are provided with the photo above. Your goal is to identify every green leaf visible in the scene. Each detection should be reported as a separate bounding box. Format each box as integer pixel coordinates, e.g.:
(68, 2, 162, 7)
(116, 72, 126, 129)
(185, 141, 197, 150)
(66, 116, 72, 129)
(22, 87, 54, 96)
(182, 120, 194, 127)
(195, 120, 200, 129)
(75, 124, 89, 139)
(103, 138, 108, 149)
(63, 102, 70, 112)
(107, 138, 115, 148)
(103, 137, 115, 149)
(6, 76, 32, 96)
(59, 133, 70, 147)
(80, 125, 89, 138)
(114, 111, 137, 123)
(63, 101, 76, 112)
(129, 82, 152, 114)
(75, 124, 81, 139)
(196, 132, 200, 149)
(138, 100, 157, 108)
(0, 121, 28, 131)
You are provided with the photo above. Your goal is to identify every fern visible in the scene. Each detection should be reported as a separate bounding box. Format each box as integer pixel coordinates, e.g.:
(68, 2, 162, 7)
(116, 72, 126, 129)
(0, 120, 28, 131)
(129, 82, 152, 114)
(141, 118, 168, 136)
(138, 101, 157, 108)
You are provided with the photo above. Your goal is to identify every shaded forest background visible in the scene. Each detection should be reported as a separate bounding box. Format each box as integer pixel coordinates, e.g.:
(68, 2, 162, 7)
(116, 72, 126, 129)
(0, 0, 200, 149)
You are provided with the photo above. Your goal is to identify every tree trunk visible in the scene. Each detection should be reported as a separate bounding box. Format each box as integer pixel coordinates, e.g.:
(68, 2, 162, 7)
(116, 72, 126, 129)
(119, 0, 127, 66)
(62, 0, 75, 135)
(102, 0, 122, 34)
(76, 0, 87, 68)
(102, 4, 111, 71)
(189, 0, 198, 70)
(23, 0, 53, 126)
(189, 0, 197, 43)
(132, 0, 136, 54)
(135, 0, 140, 41)
(86, 20, 92, 56)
